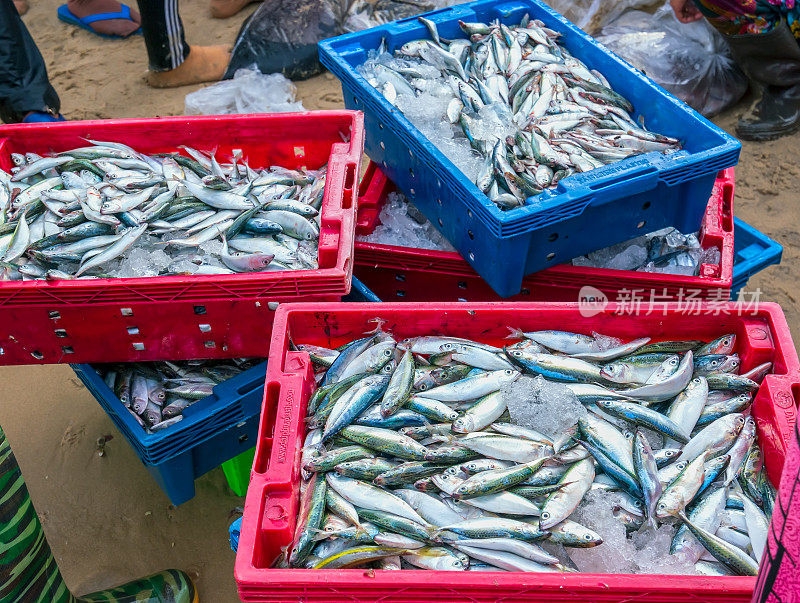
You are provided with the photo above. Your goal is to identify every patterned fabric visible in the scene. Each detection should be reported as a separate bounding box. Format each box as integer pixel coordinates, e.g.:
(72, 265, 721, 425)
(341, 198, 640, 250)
(692, 0, 800, 38)
(0, 426, 197, 603)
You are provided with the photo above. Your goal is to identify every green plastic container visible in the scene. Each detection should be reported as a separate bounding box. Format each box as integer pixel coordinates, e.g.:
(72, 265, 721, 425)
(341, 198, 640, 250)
(221, 447, 255, 496)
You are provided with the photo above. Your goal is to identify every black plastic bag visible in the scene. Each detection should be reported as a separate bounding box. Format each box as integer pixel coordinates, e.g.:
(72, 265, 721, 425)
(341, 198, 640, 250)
(225, 0, 455, 80)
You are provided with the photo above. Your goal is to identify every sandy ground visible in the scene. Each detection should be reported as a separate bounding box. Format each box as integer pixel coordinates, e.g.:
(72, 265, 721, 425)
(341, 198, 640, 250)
(0, 1, 797, 602)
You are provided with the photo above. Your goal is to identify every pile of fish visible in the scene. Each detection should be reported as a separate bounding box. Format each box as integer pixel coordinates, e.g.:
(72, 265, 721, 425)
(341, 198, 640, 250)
(96, 358, 261, 433)
(360, 16, 682, 208)
(0, 140, 325, 280)
(286, 328, 775, 575)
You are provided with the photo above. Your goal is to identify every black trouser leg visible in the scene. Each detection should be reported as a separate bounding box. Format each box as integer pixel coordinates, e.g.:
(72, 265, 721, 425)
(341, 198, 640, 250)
(136, 0, 190, 72)
(0, 0, 60, 123)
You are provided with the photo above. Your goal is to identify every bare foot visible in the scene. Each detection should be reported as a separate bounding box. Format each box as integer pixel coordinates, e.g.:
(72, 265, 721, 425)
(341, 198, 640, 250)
(66, 0, 141, 37)
(209, 0, 261, 19)
(146, 45, 231, 88)
(14, 0, 29, 15)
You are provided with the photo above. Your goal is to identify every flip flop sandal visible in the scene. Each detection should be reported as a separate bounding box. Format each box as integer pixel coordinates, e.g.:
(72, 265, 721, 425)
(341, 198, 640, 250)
(57, 3, 142, 39)
(21, 113, 67, 124)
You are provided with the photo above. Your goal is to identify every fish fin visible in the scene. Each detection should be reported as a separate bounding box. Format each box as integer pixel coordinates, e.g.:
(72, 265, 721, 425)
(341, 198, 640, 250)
(506, 327, 525, 339)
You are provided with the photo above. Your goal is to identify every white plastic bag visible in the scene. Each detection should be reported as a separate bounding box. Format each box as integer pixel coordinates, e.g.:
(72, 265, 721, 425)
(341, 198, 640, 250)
(597, 3, 748, 116)
(184, 67, 305, 116)
(542, 0, 661, 34)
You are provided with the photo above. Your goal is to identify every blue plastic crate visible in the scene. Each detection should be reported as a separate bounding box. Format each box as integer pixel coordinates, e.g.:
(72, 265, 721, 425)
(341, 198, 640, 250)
(72, 361, 267, 505)
(344, 276, 382, 302)
(319, 0, 741, 297)
(731, 218, 783, 299)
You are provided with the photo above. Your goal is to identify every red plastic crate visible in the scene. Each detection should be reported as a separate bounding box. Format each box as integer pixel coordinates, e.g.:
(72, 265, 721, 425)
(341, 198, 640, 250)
(0, 112, 364, 364)
(354, 163, 735, 302)
(235, 301, 800, 602)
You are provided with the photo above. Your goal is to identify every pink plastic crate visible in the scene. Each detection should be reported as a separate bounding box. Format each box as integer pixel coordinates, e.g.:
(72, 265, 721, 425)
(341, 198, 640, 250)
(235, 301, 799, 602)
(354, 163, 735, 303)
(0, 112, 363, 364)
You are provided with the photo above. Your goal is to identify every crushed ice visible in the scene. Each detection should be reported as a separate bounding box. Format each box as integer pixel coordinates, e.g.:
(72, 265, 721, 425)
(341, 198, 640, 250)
(502, 375, 587, 439)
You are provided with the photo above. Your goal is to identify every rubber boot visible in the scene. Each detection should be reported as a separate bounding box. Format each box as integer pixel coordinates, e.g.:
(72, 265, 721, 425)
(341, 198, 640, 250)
(725, 21, 800, 141)
(0, 425, 198, 603)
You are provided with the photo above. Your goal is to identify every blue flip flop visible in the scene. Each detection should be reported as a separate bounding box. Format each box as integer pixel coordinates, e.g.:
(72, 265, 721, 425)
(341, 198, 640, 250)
(21, 112, 67, 124)
(57, 3, 142, 39)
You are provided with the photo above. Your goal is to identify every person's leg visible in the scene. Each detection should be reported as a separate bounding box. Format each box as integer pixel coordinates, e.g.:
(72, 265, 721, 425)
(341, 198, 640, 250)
(137, 0, 230, 88)
(62, 0, 141, 38)
(209, 0, 260, 19)
(0, 0, 62, 123)
(692, 0, 800, 140)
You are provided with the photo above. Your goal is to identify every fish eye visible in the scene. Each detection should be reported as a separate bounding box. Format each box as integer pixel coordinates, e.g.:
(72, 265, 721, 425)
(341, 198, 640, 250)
(693, 378, 701, 384)
(584, 534, 593, 540)
(511, 350, 522, 357)
(658, 503, 666, 510)
(504, 369, 514, 375)
(723, 337, 732, 344)
(541, 512, 550, 520)
(670, 358, 678, 365)
(419, 384, 428, 390)
(710, 360, 719, 367)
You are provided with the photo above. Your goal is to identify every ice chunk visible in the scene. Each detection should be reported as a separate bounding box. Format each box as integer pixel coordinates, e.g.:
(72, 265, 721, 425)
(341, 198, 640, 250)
(700, 246, 721, 266)
(357, 192, 456, 251)
(591, 332, 623, 351)
(568, 489, 698, 575)
(503, 375, 587, 438)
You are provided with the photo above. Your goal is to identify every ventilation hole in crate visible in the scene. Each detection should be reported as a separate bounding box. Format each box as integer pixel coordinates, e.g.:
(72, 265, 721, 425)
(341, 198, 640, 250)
(353, 96, 359, 105)
(222, 344, 229, 351)
(48, 311, 61, 320)
(380, 141, 385, 150)
(521, 288, 531, 296)
(408, 150, 414, 159)
(637, 220, 646, 229)
(239, 434, 249, 444)
(396, 290, 406, 298)
(293, 146, 305, 158)
(548, 233, 559, 242)
(382, 160, 387, 169)
(31, 350, 43, 360)
(409, 168, 414, 178)
(458, 297, 467, 302)
(468, 230, 474, 240)
(54, 329, 67, 338)
(132, 342, 145, 351)
(378, 122, 384, 130)
(198, 324, 212, 333)
(120, 307, 133, 317)
(343, 164, 356, 193)
(457, 281, 467, 289)
(0, 348, 4, 355)
(395, 273, 406, 282)
(410, 188, 416, 196)
(467, 210, 473, 219)
(193, 305, 206, 315)
(61, 346, 74, 354)
(468, 252, 475, 262)
(546, 252, 556, 261)
(438, 218, 443, 227)
(127, 326, 139, 336)
(437, 198, 442, 205)
(204, 341, 216, 349)
(268, 302, 280, 311)
(437, 179, 442, 189)
(642, 201, 651, 210)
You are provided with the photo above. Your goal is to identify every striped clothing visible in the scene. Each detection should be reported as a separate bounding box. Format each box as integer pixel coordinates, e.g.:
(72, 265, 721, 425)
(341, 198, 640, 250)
(136, 0, 191, 71)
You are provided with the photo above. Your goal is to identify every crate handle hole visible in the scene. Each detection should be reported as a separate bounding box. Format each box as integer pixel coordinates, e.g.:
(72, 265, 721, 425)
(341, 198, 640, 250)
(548, 233, 559, 242)
(199, 324, 212, 333)
(546, 252, 556, 261)
(343, 163, 356, 193)
(194, 305, 206, 315)
(48, 311, 61, 320)
(127, 326, 139, 336)
(120, 307, 133, 317)
(642, 201, 651, 210)
(54, 329, 67, 338)
(239, 434, 249, 444)
(204, 341, 216, 349)
(61, 346, 74, 355)
(637, 220, 646, 229)
(31, 350, 43, 360)
(395, 273, 406, 282)
(132, 342, 145, 351)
